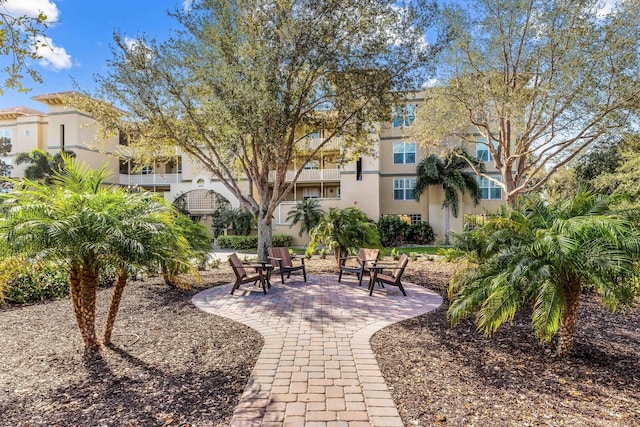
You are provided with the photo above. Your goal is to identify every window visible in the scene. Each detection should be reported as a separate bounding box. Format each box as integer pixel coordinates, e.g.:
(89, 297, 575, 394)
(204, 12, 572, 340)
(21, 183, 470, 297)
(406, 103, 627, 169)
(60, 124, 65, 150)
(141, 165, 153, 175)
(393, 178, 416, 200)
(392, 104, 416, 128)
(304, 160, 319, 170)
(476, 137, 498, 162)
(303, 188, 319, 199)
(0, 128, 11, 141)
(478, 176, 503, 200)
(393, 142, 416, 164)
(24, 130, 30, 137)
(310, 131, 320, 139)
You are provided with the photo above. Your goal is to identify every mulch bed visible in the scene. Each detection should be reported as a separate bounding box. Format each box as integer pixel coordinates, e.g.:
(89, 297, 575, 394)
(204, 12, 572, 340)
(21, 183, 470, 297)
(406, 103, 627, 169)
(1, 256, 638, 426)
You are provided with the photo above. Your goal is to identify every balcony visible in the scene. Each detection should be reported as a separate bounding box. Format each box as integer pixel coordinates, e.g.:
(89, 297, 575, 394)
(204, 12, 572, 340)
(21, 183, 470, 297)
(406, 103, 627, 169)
(268, 168, 341, 183)
(302, 136, 342, 151)
(119, 173, 182, 186)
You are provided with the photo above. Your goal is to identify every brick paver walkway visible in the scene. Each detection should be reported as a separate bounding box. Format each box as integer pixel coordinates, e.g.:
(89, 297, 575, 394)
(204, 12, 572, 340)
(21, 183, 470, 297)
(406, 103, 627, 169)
(192, 274, 442, 427)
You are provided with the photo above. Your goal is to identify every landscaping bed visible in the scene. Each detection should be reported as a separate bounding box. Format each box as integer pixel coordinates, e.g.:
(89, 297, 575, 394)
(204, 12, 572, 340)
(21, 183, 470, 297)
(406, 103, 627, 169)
(1, 257, 638, 426)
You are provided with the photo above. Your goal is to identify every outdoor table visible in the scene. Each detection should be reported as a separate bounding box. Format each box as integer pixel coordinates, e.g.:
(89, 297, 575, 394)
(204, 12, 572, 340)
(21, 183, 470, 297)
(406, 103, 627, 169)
(246, 262, 274, 290)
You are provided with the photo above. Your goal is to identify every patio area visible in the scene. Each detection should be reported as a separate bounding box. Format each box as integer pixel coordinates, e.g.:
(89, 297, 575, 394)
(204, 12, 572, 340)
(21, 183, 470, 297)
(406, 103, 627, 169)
(192, 274, 442, 427)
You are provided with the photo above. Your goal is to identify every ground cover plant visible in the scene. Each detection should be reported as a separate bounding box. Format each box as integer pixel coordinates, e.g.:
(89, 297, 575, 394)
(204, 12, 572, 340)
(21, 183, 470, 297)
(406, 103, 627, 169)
(1, 257, 637, 426)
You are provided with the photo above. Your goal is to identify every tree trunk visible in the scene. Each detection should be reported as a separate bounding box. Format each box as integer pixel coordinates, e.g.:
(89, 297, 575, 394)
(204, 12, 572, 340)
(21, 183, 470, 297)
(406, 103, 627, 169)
(556, 281, 582, 357)
(444, 206, 451, 245)
(103, 267, 128, 346)
(257, 209, 273, 262)
(68, 267, 84, 332)
(78, 266, 100, 353)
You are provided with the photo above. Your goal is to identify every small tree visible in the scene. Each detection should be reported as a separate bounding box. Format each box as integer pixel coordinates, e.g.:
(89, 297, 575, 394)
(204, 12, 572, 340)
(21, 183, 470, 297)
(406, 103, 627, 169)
(286, 199, 325, 237)
(415, 148, 483, 243)
(308, 207, 381, 267)
(1, 156, 197, 353)
(0, 136, 11, 178)
(447, 190, 640, 357)
(377, 215, 411, 247)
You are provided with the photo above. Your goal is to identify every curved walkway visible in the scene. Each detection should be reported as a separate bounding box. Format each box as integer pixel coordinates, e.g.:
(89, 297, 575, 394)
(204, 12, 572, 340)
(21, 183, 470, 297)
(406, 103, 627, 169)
(192, 274, 442, 427)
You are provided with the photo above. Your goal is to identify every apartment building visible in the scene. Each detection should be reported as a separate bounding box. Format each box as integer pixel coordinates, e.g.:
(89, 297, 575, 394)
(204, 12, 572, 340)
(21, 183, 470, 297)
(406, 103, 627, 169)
(1, 91, 504, 244)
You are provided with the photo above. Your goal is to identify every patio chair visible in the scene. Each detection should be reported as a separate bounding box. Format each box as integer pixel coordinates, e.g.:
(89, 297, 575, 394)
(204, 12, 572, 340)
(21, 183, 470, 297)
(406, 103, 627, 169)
(228, 253, 267, 295)
(267, 247, 307, 284)
(369, 253, 409, 296)
(338, 248, 380, 286)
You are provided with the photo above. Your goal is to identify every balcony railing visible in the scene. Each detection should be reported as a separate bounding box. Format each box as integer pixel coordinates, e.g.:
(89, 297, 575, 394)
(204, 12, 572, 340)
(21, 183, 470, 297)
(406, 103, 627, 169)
(302, 136, 342, 151)
(268, 168, 340, 183)
(119, 173, 182, 186)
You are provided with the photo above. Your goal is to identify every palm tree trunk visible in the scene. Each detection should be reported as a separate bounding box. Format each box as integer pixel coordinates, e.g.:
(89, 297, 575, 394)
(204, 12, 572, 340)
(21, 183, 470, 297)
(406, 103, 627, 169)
(444, 206, 451, 245)
(68, 266, 84, 332)
(557, 282, 582, 357)
(78, 266, 100, 353)
(103, 267, 128, 346)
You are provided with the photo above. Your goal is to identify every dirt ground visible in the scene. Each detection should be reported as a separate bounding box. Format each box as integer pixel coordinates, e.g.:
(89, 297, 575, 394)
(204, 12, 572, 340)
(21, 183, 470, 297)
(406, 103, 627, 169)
(1, 257, 638, 426)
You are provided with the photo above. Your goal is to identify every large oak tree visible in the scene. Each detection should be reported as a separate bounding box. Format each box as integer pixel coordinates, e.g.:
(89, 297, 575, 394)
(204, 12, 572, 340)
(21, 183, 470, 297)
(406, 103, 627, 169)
(414, 0, 640, 206)
(76, 0, 442, 259)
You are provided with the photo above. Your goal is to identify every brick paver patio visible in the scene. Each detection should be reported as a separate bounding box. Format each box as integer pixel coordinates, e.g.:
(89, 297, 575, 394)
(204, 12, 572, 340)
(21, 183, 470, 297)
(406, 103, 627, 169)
(192, 273, 442, 427)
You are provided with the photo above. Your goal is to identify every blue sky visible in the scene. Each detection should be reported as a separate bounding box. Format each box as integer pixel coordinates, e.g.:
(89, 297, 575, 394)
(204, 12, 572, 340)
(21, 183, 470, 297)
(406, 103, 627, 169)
(2, 0, 620, 112)
(1, 0, 191, 111)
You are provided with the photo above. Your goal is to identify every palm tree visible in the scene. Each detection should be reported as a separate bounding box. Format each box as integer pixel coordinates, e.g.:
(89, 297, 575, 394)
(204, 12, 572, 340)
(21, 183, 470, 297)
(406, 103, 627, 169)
(308, 207, 381, 267)
(447, 190, 640, 357)
(1, 156, 196, 352)
(415, 149, 484, 243)
(14, 149, 75, 182)
(286, 198, 325, 236)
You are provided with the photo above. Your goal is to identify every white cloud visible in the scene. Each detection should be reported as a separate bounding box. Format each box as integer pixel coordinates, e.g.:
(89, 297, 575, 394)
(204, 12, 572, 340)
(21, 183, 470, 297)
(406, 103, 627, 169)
(183, 0, 193, 12)
(422, 78, 438, 89)
(33, 36, 72, 70)
(2, 0, 60, 23)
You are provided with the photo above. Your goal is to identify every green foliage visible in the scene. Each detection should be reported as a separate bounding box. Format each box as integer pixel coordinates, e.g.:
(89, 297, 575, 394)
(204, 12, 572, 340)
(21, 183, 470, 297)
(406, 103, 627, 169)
(448, 190, 640, 356)
(286, 199, 325, 237)
(308, 207, 381, 266)
(414, 149, 484, 217)
(0, 136, 11, 178)
(173, 213, 212, 270)
(14, 149, 76, 183)
(319, 248, 330, 259)
(217, 234, 292, 250)
(6, 262, 69, 303)
(409, 252, 419, 261)
(377, 215, 411, 247)
(0, 155, 199, 351)
(390, 248, 400, 261)
(409, 221, 436, 245)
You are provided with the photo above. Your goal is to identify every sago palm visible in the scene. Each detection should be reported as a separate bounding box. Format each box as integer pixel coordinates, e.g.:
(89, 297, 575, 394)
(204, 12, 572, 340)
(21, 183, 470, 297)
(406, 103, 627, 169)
(448, 190, 640, 357)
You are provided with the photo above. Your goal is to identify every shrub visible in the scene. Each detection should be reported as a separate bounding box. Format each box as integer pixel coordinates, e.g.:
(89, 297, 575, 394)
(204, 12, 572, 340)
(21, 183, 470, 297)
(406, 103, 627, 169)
(319, 248, 330, 259)
(377, 215, 410, 247)
(216, 234, 292, 250)
(7, 262, 69, 303)
(390, 248, 400, 260)
(409, 252, 419, 261)
(409, 221, 436, 244)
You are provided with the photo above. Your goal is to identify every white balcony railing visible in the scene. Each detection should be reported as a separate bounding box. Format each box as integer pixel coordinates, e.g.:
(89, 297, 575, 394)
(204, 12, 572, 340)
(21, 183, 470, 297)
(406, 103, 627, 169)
(268, 168, 340, 183)
(302, 136, 342, 151)
(119, 173, 182, 186)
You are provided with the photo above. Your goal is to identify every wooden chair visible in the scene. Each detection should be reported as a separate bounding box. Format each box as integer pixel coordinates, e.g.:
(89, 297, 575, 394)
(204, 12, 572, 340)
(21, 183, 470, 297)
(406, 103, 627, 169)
(338, 248, 380, 286)
(267, 247, 307, 283)
(368, 253, 409, 296)
(228, 253, 267, 295)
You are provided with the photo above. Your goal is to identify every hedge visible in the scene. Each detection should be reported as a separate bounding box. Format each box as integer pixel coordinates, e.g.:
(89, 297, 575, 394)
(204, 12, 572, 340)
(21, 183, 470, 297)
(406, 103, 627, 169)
(216, 234, 293, 250)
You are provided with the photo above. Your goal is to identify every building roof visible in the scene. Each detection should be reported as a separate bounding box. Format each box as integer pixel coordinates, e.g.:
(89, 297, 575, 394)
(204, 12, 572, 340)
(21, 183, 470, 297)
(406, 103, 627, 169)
(31, 90, 81, 106)
(0, 106, 46, 120)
